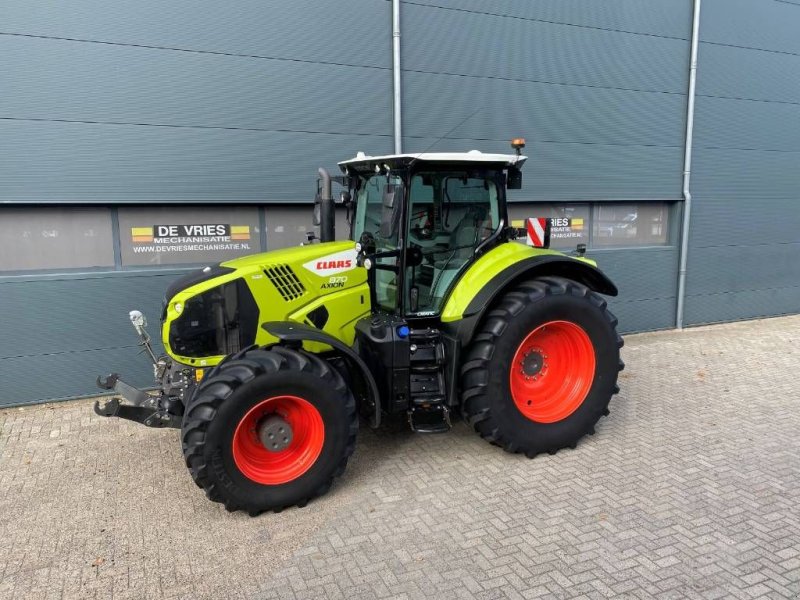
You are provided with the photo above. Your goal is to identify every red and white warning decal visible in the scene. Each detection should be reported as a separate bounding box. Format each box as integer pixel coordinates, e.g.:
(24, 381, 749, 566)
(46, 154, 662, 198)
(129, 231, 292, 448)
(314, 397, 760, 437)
(526, 218, 548, 247)
(302, 248, 358, 276)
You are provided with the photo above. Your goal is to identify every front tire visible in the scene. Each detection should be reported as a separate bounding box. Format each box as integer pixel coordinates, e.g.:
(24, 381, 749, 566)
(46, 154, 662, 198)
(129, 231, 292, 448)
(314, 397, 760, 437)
(181, 346, 357, 516)
(461, 276, 623, 457)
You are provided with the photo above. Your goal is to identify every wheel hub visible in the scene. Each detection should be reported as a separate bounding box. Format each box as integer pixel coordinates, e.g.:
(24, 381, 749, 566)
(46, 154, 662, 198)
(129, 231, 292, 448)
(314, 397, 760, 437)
(257, 415, 293, 452)
(521, 350, 545, 377)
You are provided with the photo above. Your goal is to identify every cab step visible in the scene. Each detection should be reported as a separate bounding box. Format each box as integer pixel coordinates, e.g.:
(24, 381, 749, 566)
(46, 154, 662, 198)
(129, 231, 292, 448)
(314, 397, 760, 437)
(408, 403, 451, 433)
(407, 327, 451, 433)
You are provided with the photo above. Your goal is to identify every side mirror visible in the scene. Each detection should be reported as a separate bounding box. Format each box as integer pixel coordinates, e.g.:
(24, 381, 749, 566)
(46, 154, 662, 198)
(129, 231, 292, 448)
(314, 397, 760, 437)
(382, 183, 396, 209)
(380, 181, 403, 238)
(507, 167, 523, 190)
(338, 190, 352, 205)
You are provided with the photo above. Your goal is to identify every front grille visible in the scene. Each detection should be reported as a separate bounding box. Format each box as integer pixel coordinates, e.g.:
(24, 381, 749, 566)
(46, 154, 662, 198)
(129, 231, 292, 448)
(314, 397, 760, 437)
(168, 277, 258, 358)
(264, 264, 306, 301)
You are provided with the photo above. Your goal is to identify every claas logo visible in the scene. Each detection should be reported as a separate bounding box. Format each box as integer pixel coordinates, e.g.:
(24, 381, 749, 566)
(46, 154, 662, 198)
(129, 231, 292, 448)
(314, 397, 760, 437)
(315, 259, 352, 270)
(303, 249, 358, 276)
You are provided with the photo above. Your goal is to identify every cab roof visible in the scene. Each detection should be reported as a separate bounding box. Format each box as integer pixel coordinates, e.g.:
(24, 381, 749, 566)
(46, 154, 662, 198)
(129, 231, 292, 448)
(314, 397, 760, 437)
(338, 150, 527, 173)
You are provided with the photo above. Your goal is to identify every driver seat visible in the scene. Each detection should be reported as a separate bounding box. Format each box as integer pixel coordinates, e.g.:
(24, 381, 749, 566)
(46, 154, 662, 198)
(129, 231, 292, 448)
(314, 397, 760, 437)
(435, 206, 492, 267)
(430, 206, 492, 300)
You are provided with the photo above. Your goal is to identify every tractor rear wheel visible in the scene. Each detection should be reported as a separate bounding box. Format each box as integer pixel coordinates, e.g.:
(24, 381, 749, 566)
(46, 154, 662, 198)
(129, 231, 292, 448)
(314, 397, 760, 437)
(461, 276, 623, 457)
(181, 345, 357, 515)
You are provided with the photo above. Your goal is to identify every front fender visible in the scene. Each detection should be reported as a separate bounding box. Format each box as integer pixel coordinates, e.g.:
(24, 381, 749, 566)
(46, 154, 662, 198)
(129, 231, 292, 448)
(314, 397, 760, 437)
(261, 321, 381, 428)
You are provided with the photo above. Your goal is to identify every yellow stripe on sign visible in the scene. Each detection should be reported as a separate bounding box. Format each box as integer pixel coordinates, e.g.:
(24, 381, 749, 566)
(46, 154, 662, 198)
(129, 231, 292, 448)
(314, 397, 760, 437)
(511, 220, 525, 227)
(131, 227, 152, 236)
(572, 218, 584, 229)
(230, 225, 250, 234)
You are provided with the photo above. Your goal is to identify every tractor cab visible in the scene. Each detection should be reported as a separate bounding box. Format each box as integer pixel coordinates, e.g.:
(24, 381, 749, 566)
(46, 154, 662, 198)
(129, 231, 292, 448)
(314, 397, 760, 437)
(338, 150, 526, 318)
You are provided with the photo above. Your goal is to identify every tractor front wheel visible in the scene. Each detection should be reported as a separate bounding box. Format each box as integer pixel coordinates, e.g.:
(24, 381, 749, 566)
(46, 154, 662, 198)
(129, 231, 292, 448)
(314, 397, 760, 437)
(461, 276, 623, 457)
(181, 346, 357, 515)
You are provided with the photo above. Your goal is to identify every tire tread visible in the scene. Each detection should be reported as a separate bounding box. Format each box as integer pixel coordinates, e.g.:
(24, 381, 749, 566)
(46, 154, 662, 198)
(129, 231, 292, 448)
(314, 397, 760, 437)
(181, 346, 357, 516)
(461, 276, 623, 458)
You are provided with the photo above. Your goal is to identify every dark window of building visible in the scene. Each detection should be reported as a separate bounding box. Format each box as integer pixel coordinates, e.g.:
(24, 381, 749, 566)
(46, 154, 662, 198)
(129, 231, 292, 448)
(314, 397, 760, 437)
(592, 203, 669, 247)
(508, 202, 671, 249)
(0, 208, 114, 272)
(507, 203, 590, 249)
(265, 205, 348, 250)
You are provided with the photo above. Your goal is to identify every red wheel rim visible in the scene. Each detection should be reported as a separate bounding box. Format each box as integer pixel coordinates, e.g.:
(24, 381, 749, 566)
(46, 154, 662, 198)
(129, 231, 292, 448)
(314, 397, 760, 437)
(509, 320, 596, 423)
(232, 395, 324, 485)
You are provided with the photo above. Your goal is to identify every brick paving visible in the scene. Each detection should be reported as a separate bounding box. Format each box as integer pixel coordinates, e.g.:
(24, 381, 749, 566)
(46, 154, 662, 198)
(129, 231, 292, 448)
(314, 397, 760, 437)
(1, 315, 799, 599)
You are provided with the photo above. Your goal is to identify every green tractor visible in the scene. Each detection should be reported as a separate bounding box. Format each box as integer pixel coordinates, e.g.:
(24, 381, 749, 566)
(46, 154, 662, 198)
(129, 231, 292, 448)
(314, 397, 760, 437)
(95, 141, 623, 515)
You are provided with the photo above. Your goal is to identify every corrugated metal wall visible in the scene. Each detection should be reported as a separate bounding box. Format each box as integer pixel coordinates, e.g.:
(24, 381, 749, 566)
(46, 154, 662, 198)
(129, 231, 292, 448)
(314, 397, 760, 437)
(0, 272, 176, 405)
(400, 0, 689, 201)
(1, 0, 393, 405)
(1, 0, 798, 405)
(398, 0, 690, 334)
(2, 0, 394, 202)
(684, 0, 800, 324)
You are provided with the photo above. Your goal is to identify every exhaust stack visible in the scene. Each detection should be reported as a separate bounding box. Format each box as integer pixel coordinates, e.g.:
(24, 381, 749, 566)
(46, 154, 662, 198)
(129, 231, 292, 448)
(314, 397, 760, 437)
(317, 167, 335, 242)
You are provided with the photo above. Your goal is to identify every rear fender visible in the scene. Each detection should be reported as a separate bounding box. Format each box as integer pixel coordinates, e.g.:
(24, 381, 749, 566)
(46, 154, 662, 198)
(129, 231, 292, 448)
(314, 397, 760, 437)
(442, 254, 618, 346)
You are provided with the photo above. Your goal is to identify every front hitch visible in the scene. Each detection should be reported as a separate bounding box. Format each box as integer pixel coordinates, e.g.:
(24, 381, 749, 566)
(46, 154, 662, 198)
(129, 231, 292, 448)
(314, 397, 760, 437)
(94, 396, 180, 428)
(94, 310, 194, 430)
(94, 371, 181, 428)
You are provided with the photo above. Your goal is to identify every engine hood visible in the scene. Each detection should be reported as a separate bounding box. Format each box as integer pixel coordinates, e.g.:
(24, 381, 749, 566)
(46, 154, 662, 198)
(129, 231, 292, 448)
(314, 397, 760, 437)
(161, 240, 370, 367)
(164, 241, 359, 302)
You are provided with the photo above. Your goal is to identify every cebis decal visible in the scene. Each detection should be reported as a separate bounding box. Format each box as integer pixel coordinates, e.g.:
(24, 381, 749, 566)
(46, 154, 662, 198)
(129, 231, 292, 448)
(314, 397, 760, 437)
(302, 248, 358, 276)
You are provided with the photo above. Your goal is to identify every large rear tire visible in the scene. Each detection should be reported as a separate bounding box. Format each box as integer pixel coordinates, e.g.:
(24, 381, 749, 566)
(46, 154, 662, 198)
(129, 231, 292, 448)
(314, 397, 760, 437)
(181, 346, 357, 516)
(461, 276, 623, 457)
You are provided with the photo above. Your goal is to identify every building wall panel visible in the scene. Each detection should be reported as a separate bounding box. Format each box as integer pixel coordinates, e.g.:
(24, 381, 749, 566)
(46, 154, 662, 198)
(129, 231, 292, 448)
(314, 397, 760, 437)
(0, 120, 392, 202)
(700, 0, 800, 54)
(1, 0, 392, 203)
(400, 0, 690, 39)
(4, 0, 390, 68)
(684, 0, 800, 324)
